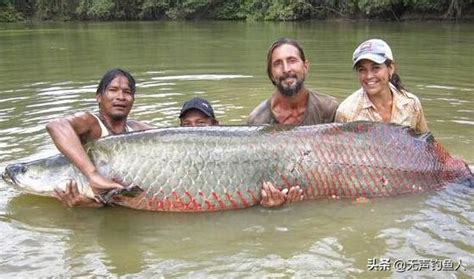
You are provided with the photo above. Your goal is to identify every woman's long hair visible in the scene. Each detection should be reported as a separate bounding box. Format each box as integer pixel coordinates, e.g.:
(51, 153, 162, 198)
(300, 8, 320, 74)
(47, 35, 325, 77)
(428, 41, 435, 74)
(384, 60, 406, 91)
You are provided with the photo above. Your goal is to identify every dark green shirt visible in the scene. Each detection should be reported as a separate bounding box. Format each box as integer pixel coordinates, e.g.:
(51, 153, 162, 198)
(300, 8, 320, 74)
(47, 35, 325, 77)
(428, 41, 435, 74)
(247, 90, 339, 125)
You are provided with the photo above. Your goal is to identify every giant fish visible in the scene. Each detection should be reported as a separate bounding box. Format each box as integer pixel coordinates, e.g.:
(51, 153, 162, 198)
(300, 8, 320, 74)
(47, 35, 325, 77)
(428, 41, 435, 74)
(2, 122, 473, 212)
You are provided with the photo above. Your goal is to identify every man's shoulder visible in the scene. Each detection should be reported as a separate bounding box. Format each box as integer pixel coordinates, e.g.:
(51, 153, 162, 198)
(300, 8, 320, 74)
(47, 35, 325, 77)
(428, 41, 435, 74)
(304, 89, 339, 124)
(308, 90, 339, 107)
(127, 120, 154, 131)
(307, 89, 339, 112)
(63, 111, 101, 129)
(71, 111, 95, 120)
(46, 111, 102, 142)
(248, 98, 272, 125)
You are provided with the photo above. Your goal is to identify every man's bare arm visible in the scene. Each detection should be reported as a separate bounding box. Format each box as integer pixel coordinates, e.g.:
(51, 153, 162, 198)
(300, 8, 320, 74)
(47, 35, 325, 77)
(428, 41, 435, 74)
(46, 112, 123, 192)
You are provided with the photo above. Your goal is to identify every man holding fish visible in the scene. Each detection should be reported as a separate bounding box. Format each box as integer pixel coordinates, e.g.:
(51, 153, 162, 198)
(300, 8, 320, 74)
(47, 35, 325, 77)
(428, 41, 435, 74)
(48, 68, 152, 207)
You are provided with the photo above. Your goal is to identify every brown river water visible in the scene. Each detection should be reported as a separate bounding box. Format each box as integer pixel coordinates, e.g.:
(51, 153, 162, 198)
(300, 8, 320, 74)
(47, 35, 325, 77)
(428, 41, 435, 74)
(0, 21, 473, 277)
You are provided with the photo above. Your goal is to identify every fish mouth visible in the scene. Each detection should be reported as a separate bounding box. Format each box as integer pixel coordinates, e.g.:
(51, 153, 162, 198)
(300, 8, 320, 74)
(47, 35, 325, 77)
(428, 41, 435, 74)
(2, 163, 26, 185)
(2, 169, 15, 185)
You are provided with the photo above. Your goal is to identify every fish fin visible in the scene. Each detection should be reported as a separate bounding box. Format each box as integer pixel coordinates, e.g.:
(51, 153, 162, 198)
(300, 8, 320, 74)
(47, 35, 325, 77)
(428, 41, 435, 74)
(97, 185, 144, 205)
(120, 185, 144, 197)
(465, 176, 474, 188)
(260, 124, 297, 133)
(385, 123, 434, 142)
(416, 131, 434, 143)
(342, 121, 388, 133)
(343, 121, 435, 142)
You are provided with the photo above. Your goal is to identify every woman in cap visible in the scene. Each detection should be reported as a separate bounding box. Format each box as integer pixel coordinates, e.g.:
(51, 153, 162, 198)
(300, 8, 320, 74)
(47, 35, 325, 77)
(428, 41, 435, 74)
(335, 38, 429, 133)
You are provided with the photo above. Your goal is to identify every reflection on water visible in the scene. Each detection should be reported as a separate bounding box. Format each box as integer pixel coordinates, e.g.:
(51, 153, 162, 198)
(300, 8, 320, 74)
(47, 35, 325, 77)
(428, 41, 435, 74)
(0, 21, 473, 277)
(4, 187, 472, 277)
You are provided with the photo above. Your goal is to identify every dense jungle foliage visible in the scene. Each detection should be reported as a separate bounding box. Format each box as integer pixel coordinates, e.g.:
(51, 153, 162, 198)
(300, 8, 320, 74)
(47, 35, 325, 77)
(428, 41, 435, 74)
(0, 0, 472, 22)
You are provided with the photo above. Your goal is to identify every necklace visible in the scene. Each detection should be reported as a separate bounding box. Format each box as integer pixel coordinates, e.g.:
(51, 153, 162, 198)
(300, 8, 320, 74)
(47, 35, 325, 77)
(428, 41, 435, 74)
(97, 113, 127, 135)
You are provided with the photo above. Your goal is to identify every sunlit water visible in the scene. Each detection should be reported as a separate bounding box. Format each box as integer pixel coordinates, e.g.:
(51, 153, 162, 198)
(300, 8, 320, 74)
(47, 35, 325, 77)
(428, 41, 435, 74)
(0, 21, 473, 277)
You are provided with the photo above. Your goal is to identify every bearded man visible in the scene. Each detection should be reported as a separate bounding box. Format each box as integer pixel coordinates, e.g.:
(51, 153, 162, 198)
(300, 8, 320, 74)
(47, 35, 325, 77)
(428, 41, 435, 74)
(248, 38, 338, 125)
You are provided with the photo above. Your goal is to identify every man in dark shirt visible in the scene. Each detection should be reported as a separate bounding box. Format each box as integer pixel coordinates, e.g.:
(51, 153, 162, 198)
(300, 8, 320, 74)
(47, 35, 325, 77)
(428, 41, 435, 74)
(248, 38, 338, 206)
(248, 38, 338, 125)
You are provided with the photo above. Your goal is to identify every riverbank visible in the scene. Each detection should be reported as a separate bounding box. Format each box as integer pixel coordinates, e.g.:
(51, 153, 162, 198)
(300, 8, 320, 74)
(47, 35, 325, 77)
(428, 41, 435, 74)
(1, 0, 473, 22)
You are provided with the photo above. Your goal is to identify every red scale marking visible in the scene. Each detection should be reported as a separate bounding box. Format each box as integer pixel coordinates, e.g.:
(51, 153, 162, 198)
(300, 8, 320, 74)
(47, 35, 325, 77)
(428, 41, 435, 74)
(321, 153, 333, 197)
(310, 171, 321, 198)
(384, 162, 400, 196)
(236, 191, 250, 207)
(341, 164, 355, 198)
(344, 141, 358, 198)
(170, 191, 185, 210)
(316, 167, 328, 197)
(310, 141, 325, 197)
(367, 167, 382, 198)
(281, 175, 293, 189)
(311, 170, 324, 197)
(345, 165, 356, 198)
(338, 142, 351, 197)
(184, 191, 202, 211)
(328, 144, 339, 197)
(205, 200, 215, 211)
(246, 189, 258, 204)
(212, 192, 227, 210)
(365, 152, 382, 197)
(312, 145, 327, 196)
(335, 171, 347, 197)
(225, 192, 239, 208)
(304, 173, 314, 199)
(389, 167, 405, 195)
(380, 152, 398, 197)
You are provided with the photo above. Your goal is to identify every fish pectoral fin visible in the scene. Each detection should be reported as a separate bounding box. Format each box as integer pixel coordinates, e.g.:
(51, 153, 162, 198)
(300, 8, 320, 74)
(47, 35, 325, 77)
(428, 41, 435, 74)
(96, 185, 144, 205)
(120, 185, 144, 197)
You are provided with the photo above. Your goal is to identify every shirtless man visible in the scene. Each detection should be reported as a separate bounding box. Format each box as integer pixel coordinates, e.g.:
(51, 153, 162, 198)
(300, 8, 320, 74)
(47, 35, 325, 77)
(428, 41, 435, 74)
(49, 69, 153, 207)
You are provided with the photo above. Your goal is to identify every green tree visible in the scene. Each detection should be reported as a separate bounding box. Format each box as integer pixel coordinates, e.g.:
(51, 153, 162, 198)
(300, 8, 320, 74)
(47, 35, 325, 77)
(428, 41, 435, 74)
(1, 0, 472, 22)
(35, 0, 80, 20)
(77, 0, 115, 20)
(0, 0, 23, 22)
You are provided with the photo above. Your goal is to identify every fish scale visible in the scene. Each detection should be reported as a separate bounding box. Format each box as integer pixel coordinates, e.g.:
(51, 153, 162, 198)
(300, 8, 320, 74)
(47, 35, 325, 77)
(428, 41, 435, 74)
(2, 122, 473, 212)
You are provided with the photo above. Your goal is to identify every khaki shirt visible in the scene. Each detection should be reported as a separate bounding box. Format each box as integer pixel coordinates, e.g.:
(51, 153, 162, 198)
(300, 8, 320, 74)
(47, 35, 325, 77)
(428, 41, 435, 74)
(247, 90, 339, 125)
(335, 83, 429, 134)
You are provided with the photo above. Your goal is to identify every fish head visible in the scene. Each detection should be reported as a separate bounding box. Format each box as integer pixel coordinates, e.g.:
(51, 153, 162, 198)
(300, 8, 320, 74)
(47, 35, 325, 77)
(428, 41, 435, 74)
(3, 161, 54, 195)
(2, 155, 86, 196)
(2, 163, 27, 185)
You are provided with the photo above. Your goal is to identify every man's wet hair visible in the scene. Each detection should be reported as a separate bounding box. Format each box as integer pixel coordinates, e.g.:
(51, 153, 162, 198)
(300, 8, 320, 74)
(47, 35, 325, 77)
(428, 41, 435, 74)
(266, 38, 306, 85)
(96, 68, 136, 95)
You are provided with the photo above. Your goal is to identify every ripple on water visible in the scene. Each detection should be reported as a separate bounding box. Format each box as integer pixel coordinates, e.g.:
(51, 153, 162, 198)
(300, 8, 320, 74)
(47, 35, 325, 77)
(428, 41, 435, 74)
(0, 220, 67, 277)
(376, 185, 474, 277)
(150, 74, 253, 81)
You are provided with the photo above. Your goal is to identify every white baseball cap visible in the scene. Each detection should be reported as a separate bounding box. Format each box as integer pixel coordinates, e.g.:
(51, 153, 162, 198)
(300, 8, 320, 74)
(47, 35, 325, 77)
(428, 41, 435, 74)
(352, 39, 393, 67)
